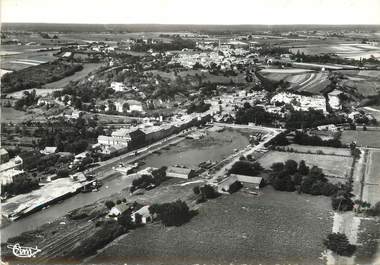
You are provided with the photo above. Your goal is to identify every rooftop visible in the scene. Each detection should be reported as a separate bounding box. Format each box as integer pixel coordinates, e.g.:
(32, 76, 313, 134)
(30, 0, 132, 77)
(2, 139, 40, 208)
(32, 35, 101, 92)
(167, 166, 194, 175)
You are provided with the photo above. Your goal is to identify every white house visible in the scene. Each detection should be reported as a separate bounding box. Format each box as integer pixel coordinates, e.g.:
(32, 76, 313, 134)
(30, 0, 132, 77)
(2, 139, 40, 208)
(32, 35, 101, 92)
(316, 124, 338, 132)
(127, 100, 144, 113)
(41, 146, 58, 155)
(110, 82, 127, 92)
(97, 135, 130, 147)
(108, 204, 129, 218)
(131, 205, 155, 224)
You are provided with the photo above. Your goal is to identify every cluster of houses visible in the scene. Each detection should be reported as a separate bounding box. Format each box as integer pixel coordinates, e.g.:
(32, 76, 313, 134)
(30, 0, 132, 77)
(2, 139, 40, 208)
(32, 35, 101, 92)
(0, 148, 24, 186)
(170, 44, 251, 69)
(96, 110, 213, 156)
(270, 92, 340, 114)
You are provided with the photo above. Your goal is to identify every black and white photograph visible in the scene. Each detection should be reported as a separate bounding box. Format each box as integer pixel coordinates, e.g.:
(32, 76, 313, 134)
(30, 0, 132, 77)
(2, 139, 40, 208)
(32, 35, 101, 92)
(1, 0, 380, 264)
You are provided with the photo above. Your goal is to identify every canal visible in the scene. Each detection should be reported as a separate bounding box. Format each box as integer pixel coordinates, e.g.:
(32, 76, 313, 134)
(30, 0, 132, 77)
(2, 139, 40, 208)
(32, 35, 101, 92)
(1, 127, 252, 242)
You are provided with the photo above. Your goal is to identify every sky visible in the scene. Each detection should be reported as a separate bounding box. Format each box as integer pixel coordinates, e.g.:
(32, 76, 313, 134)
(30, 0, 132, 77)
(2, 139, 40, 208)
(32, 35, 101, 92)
(1, 0, 380, 25)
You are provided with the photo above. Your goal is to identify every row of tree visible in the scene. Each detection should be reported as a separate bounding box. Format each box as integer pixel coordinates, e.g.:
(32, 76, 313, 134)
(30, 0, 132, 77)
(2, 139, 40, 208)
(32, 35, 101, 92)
(293, 131, 342, 148)
(270, 159, 354, 211)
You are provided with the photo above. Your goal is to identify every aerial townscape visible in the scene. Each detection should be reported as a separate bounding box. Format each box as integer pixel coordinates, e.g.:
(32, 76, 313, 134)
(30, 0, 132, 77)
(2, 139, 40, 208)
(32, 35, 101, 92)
(1, 10, 380, 265)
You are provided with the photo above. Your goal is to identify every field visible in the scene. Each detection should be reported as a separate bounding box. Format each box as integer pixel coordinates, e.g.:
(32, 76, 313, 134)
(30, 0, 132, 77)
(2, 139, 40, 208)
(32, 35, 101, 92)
(43, 63, 103, 89)
(1, 45, 57, 71)
(286, 144, 351, 156)
(0, 107, 29, 123)
(340, 130, 380, 148)
(258, 68, 330, 94)
(290, 43, 380, 60)
(342, 79, 380, 97)
(1, 60, 83, 93)
(92, 187, 333, 265)
(258, 151, 353, 178)
(363, 150, 380, 205)
(355, 218, 380, 265)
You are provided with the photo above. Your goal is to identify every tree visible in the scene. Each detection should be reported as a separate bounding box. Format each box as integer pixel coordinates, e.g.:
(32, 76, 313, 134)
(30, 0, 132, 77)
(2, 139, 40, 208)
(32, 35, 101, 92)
(117, 212, 132, 228)
(298, 160, 309, 175)
(229, 161, 263, 176)
(152, 166, 167, 184)
(351, 148, 361, 159)
(134, 213, 143, 226)
(309, 166, 325, 180)
(323, 233, 356, 256)
(272, 172, 295, 192)
(149, 200, 191, 227)
(284, 159, 298, 174)
(332, 196, 354, 211)
(56, 168, 69, 178)
(200, 184, 219, 199)
(105, 200, 115, 210)
(122, 103, 130, 113)
(193, 186, 201, 195)
(271, 162, 285, 172)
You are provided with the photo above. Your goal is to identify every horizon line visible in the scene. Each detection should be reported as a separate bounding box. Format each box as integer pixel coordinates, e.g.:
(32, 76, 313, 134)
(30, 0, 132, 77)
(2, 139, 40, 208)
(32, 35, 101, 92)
(3, 22, 380, 26)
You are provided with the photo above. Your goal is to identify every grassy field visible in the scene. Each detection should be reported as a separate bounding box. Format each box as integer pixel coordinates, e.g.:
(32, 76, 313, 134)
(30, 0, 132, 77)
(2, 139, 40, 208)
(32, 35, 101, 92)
(355, 218, 380, 265)
(258, 151, 353, 178)
(92, 187, 333, 265)
(342, 79, 380, 97)
(258, 69, 330, 94)
(1, 60, 83, 93)
(1, 46, 57, 71)
(363, 150, 380, 205)
(341, 130, 380, 148)
(43, 63, 103, 89)
(286, 144, 351, 156)
(290, 43, 380, 59)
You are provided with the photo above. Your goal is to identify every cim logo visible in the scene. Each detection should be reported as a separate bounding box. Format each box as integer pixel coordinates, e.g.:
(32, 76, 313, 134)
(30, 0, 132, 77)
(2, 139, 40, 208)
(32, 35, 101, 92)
(7, 243, 41, 258)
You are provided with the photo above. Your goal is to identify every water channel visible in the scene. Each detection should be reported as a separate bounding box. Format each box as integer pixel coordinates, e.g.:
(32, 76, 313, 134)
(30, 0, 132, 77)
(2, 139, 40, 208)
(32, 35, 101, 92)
(1, 128, 251, 242)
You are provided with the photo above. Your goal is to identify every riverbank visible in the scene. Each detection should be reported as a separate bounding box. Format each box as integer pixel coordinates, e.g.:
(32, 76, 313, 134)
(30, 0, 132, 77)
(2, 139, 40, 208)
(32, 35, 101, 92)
(0, 124, 257, 242)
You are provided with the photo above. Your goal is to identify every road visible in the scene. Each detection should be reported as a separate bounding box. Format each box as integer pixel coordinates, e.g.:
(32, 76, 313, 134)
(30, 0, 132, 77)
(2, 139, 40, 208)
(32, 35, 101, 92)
(209, 123, 283, 182)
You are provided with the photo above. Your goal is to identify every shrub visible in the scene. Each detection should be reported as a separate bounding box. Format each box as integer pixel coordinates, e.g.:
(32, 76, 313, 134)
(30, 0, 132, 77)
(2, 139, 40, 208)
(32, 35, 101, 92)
(323, 233, 356, 256)
(200, 184, 219, 199)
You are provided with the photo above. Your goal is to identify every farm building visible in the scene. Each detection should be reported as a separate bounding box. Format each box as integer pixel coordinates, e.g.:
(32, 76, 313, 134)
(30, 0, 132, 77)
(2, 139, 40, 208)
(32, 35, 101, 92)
(131, 205, 156, 224)
(217, 174, 263, 193)
(108, 204, 130, 218)
(41, 146, 57, 155)
(0, 169, 26, 186)
(316, 124, 338, 132)
(0, 148, 9, 163)
(70, 172, 87, 182)
(166, 166, 196, 179)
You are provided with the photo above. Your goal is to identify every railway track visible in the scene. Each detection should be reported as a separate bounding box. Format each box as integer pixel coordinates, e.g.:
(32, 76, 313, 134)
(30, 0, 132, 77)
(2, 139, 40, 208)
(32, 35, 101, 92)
(32, 222, 95, 263)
